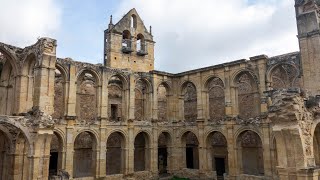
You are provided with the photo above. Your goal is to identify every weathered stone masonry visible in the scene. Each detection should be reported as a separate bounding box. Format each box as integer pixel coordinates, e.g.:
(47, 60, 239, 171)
(1, 1, 320, 180)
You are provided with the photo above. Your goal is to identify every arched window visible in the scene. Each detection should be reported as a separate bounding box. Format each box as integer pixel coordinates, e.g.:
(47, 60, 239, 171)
(0, 51, 16, 115)
(52, 67, 65, 119)
(207, 77, 225, 121)
(236, 72, 260, 119)
(135, 79, 150, 121)
(182, 82, 197, 122)
(131, 14, 137, 29)
(122, 30, 132, 53)
(76, 71, 98, 123)
(136, 34, 147, 55)
(158, 132, 171, 174)
(270, 64, 299, 89)
(158, 84, 168, 122)
(49, 132, 63, 176)
(108, 76, 124, 121)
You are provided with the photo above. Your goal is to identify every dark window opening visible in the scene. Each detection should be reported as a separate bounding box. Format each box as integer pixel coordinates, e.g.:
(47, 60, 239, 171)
(158, 147, 168, 174)
(186, 147, 194, 169)
(111, 104, 117, 120)
(215, 157, 226, 177)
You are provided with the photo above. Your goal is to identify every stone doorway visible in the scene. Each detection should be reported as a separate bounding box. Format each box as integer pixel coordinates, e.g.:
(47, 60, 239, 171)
(215, 157, 226, 177)
(158, 147, 168, 174)
(49, 152, 58, 175)
(186, 146, 195, 169)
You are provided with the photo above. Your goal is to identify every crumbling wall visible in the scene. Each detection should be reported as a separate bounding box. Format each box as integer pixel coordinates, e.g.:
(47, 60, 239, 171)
(158, 84, 167, 122)
(183, 82, 197, 122)
(208, 77, 225, 121)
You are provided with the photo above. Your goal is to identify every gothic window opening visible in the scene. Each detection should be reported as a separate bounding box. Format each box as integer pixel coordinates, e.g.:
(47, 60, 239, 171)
(73, 132, 96, 178)
(22, 54, 36, 111)
(52, 68, 65, 119)
(183, 82, 197, 122)
(0, 131, 9, 180)
(207, 132, 228, 177)
(271, 64, 299, 89)
(207, 77, 225, 121)
(76, 72, 97, 123)
(237, 130, 264, 175)
(135, 79, 148, 121)
(106, 132, 125, 175)
(134, 132, 150, 171)
(236, 72, 260, 119)
(0, 51, 15, 115)
(158, 84, 168, 122)
(122, 30, 132, 53)
(108, 76, 124, 121)
(182, 131, 199, 169)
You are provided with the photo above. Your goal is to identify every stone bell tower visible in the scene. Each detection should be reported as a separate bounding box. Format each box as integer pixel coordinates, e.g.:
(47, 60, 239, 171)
(295, 0, 320, 95)
(103, 8, 155, 72)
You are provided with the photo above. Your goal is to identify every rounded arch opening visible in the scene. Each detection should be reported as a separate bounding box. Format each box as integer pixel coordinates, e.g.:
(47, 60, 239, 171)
(206, 131, 228, 177)
(134, 132, 150, 172)
(157, 83, 169, 122)
(206, 77, 225, 121)
(52, 66, 66, 119)
(181, 131, 199, 169)
(108, 75, 126, 121)
(236, 130, 264, 175)
(106, 132, 126, 175)
(49, 132, 64, 176)
(234, 71, 260, 119)
(181, 82, 197, 122)
(76, 70, 98, 123)
(158, 132, 172, 174)
(269, 63, 300, 90)
(73, 131, 97, 178)
(0, 51, 16, 115)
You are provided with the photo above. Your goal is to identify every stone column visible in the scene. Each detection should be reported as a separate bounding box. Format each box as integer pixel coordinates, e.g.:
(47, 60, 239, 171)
(128, 74, 135, 120)
(262, 123, 272, 177)
(127, 124, 134, 174)
(100, 69, 108, 124)
(98, 127, 107, 177)
(226, 122, 237, 180)
(66, 64, 77, 117)
(224, 67, 233, 116)
(65, 124, 74, 178)
(198, 122, 207, 173)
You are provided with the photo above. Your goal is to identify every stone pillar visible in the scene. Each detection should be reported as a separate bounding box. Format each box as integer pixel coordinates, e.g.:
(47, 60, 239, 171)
(128, 74, 135, 120)
(66, 64, 77, 117)
(152, 75, 158, 121)
(100, 69, 108, 123)
(64, 123, 74, 178)
(196, 73, 205, 121)
(224, 67, 233, 116)
(198, 122, 206, 172)
(262, 123, 272, 177)
(127, 124, 134, 174)
(226, 122, 236, 180)
(98, 127, 107, 177)
(150, 127, 158, 173)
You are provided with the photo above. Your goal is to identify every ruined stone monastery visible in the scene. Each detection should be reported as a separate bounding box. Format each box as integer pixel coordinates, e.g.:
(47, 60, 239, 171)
(1, 1, 320, 180)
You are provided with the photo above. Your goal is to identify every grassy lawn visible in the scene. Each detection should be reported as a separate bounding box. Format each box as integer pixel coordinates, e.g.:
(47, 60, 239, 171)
(170, 176, 190, 180)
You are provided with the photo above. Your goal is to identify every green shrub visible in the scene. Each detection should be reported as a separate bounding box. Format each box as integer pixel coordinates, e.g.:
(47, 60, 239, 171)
(170, 176, 190, 180)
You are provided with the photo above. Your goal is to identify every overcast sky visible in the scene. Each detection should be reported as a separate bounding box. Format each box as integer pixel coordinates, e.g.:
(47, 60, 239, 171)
(0, 0, 299, 73)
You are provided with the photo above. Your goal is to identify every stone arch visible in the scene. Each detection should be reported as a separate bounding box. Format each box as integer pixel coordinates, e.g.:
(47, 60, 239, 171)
(205, 77, 225, 121)
(134, 78, 152, 120)
(236, 130, 264, 175)
(21, 53, 37, 111)
(158, 131, 172, 174)
(108, 75, 127, 121)
(106, 131, 126, 175)
(52, 65, 67, 119)
(271, 135, 279, 178)
(0, 50, 17, 115)
(313, 122, 320, 166)
(76, 69, 100, 123)
(157, 82, 170, 122)
(181, 131, 199, 169)
(0, 122, 30, 179)
(49, 132, 64, 176)
(0, 46, 19, 76)
(233, 70, 260, 119)
(181, 81, 197, 122)
(73, 131, 98, 178)
(206, 131, 228, 177)
(134, 131, 151, 171)
(267, 63, 300, 90)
